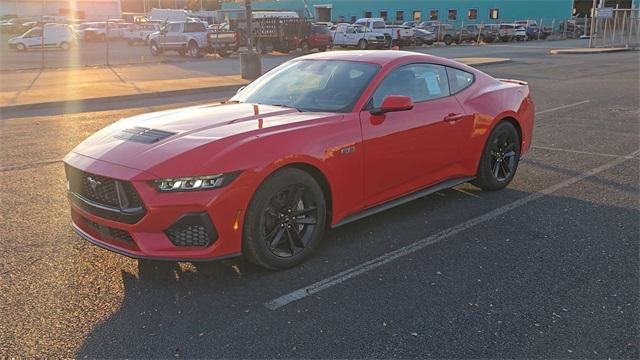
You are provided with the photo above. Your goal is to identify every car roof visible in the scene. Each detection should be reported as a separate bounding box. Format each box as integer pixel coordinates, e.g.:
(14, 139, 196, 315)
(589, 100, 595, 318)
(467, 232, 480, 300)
(297, 50, 457, 67)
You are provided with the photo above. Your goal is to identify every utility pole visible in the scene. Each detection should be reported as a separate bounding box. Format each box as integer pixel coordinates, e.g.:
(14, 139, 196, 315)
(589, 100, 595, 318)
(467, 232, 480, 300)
(240, 0, 261, 80)
(589, 0, 598, 47)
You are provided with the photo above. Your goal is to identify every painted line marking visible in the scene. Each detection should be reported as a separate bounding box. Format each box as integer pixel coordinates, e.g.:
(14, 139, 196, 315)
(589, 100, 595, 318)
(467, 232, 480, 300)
(536, 100, 590, 115)
(264, 149, 640, 310)
(533, 145, 640, 160)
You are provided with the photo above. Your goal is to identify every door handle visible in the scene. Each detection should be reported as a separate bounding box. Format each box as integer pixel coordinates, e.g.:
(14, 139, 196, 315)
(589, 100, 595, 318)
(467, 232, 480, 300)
(443, 113, 466, 123)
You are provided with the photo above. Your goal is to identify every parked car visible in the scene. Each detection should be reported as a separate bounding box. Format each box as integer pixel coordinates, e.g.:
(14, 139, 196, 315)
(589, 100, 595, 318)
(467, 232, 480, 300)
(424, 23, 459, 45)
(300, 24, 333, 52)
(79, 22, 123, 41)
(402, 21, 419, 28)
(354, 17, 413, 47)
(498, 24, 518, 42)
(124, 23, 161, 45)
(412, 28, 435, 45)
(64, 51, 534, 269)
(514, 26, 528, 41)
(0, 18, 35, 34)
(332, 23, 387, 49)
(478, 24, 501, 43)
(8, 24, 76, 51)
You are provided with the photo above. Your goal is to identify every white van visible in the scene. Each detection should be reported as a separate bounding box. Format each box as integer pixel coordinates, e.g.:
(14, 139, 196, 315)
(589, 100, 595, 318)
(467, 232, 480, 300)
(8, 24, 76, 51)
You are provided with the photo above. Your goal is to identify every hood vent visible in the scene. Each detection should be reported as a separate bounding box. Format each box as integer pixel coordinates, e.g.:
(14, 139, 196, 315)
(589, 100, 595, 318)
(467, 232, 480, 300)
(114, 127, 175, 144)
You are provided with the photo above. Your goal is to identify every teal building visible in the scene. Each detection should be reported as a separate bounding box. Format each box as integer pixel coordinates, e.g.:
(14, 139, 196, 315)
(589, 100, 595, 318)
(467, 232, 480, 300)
(221, 0, 575, 25)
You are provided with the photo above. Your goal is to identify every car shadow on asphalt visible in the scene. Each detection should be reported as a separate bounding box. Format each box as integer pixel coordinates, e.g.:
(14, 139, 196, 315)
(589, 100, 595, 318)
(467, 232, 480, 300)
(75, 187, 639, 358)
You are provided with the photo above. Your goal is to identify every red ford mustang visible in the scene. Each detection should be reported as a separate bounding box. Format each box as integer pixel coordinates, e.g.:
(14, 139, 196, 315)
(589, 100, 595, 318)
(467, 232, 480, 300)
(64, 51, 534, 269)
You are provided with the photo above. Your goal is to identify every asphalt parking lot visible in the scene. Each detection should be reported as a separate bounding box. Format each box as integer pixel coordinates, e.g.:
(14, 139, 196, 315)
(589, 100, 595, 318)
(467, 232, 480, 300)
(0, 46, 638, 357)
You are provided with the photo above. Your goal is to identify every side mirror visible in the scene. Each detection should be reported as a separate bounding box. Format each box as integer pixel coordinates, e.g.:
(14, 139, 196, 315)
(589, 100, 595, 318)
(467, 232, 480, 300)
(236, 85, 246, 94)
(370, 95, 414, 116)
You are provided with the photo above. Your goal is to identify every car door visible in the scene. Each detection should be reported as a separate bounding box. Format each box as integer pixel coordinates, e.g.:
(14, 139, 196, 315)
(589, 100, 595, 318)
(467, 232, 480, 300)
(333, 24, 347, 45)
(359, 63, 471, 207)
(23, 28, 43, 48)
(345, 26, 359, 45)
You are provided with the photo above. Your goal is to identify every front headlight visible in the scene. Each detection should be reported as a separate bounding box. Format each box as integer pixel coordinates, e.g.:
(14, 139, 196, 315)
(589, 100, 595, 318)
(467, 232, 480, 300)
(151, 171, 241, 192)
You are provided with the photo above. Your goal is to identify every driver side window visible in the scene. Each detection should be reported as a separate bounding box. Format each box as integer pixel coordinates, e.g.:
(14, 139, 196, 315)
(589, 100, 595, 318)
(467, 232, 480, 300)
(371, 64, 450, 107)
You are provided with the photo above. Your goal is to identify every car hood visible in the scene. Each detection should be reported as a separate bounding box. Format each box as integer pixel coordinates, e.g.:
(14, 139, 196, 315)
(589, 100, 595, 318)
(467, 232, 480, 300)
(71, 102, 336, 174)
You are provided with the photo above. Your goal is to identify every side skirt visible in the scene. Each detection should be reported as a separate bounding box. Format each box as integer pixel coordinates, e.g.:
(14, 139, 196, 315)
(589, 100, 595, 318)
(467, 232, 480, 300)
(333, 177, 475, 228)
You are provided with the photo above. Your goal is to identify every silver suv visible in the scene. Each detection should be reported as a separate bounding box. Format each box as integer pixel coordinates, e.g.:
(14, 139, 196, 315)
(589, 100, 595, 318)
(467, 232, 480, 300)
(149, 21, 209, 57)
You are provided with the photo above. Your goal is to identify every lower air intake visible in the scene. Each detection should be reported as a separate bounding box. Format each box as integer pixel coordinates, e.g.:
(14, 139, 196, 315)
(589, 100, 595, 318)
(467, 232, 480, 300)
(165, 212, 218, 247)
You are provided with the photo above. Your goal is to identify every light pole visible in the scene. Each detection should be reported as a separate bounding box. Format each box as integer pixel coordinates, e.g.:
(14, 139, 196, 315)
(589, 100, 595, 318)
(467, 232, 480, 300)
(240, 0, 261, 80)
(589, 0, 598, 47)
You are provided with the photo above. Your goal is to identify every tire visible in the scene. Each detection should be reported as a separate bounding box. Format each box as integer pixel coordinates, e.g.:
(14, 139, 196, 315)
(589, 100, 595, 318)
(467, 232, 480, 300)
(472, 121, 521, 191)
(16, 43, 26, 51)
(217, 49, 231, 58)
(318, 46, 327, 52)
(60, 41, 70, 50)
(425, 40, 434, 46)
(188, 41, 202, 58)
(444, 35, 454, 46)
(243, 168, 327, 270)
(479, 35, 486, 43)
(358, 39, 368, 50)
(150, 41, 161, 56)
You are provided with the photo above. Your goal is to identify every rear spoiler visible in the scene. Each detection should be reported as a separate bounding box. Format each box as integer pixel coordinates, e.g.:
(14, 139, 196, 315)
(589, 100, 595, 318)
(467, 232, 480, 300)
(497, 78, 528, 86)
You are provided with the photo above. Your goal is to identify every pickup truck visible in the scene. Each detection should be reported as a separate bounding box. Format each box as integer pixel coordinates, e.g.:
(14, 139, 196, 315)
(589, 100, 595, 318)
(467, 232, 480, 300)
(148, 20, 236, 58)
(353, 18, 413, 47)
(332, 23, 387, 49)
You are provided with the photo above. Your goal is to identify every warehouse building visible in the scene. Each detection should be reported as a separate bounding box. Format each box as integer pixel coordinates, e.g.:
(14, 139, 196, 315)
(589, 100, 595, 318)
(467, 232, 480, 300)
(0, 0, 122, 21)
(222, 0, 578, 25)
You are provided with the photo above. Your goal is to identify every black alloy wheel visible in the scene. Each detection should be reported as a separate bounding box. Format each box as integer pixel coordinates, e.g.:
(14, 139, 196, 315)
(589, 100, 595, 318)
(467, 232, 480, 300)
(261, 184, 318, 258)
(473, 121, 521, 191)
(243, 168, 326, 269)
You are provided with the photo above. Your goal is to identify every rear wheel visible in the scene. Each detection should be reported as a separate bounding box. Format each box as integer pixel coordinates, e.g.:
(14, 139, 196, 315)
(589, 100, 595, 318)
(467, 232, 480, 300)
(472, 121, 521, 191)
(60, 41, 70, 50)
(358, 39, 368, 50)
(188, 41, 202, 58)
(318, 45, 327, 52)
(243, 168, 327, 270)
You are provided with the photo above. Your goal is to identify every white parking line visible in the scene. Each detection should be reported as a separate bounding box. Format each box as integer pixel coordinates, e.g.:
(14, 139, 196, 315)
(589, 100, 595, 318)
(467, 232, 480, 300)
(533, 145, 640, 160)
(536, 100, 590, 115)
(265, 149, 640, 310)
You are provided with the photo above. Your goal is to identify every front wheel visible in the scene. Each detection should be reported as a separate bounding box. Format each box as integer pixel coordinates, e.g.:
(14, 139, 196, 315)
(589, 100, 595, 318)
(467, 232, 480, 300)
(60, 41, 70, 50)
(243, 168, 327, 270)
(188, 41, 202, 58)
(150, 41, 162, 56)
(472, 121, 521, 191)
(16, 43, 26, 51)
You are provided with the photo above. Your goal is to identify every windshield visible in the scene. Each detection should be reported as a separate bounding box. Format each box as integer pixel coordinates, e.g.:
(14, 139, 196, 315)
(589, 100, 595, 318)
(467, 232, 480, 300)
(231, 60, 379, 113)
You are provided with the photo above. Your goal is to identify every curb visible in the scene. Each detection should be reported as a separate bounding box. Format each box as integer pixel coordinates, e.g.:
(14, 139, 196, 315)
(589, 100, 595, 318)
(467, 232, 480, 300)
(0, 59, 510, 114)
(549, 47, 633, 55)
(0, 84, 244, 114)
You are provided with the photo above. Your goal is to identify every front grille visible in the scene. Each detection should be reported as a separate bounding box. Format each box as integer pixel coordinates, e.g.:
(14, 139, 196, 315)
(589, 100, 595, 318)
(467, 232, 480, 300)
(82, 216, 134, 244)
(165, 213, 218, 247)
(65, 164, 144, 209)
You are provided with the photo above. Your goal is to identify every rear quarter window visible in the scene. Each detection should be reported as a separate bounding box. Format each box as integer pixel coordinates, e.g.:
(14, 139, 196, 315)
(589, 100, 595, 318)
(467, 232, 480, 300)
(446, 67, 475, 94)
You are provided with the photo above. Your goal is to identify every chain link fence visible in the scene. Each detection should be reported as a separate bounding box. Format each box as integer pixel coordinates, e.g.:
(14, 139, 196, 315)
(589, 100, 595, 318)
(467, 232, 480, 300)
(590, 9, 640, 48)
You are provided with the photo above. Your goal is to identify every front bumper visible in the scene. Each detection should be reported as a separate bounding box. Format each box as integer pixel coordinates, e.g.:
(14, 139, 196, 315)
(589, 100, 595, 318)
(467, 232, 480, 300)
(65, 152, 248, 261)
